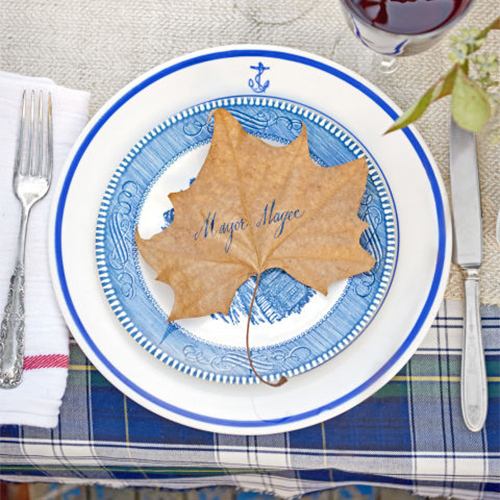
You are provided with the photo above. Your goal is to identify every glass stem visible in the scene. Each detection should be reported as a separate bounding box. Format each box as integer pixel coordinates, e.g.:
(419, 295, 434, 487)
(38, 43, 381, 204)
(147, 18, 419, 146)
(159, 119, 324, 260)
(378, 55, 399, 74)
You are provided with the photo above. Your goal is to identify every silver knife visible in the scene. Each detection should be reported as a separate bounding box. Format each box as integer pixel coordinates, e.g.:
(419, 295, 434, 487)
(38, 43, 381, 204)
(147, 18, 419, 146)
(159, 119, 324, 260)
(449, 118, 488, 432)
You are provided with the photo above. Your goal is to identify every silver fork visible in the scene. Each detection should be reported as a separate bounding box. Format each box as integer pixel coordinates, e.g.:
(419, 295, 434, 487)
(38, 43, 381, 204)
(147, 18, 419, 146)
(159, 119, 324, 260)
(0, 90, 53, 388)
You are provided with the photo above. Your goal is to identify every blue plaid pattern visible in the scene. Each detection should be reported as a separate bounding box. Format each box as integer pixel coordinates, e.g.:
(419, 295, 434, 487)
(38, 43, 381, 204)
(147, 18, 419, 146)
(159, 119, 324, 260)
(1, 300, 499, 499)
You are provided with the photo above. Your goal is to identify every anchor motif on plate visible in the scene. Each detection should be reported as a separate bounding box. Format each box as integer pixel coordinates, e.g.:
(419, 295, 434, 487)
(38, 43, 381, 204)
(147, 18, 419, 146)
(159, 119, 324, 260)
(248, 62, 270, 94)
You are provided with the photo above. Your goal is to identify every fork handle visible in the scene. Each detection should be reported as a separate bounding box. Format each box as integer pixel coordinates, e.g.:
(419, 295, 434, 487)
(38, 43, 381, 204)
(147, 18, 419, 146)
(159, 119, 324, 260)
(0, 208, 29, 388)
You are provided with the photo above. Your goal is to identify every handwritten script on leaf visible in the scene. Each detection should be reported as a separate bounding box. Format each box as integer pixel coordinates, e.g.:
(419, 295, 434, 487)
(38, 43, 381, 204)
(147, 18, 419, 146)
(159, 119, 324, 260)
(136, 109, 375, 322)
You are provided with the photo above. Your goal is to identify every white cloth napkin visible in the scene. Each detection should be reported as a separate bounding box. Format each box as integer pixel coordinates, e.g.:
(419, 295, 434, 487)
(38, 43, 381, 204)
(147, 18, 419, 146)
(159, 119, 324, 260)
(0, 72, 90, 427)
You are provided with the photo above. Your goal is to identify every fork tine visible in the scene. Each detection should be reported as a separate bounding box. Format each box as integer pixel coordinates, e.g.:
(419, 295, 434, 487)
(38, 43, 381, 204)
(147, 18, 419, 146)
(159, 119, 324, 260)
(32, 91, 44, 177)
(14, 91, 27, 176)
(46, 92, 53, 183)
(25, 91, 35, 176)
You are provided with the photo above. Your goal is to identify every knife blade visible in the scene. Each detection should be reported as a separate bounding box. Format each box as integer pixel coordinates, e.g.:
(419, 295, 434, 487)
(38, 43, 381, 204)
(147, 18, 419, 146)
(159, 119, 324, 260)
(449, 118, 488, 432)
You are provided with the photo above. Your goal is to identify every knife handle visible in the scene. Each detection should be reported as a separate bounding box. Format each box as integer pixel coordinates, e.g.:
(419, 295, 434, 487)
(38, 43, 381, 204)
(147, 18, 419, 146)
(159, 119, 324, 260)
(461, 268, 488, 432)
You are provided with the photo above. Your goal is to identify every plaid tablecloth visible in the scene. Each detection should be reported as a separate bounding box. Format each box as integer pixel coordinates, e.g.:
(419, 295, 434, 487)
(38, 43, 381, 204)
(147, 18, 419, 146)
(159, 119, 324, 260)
(0, 300, 499, 499)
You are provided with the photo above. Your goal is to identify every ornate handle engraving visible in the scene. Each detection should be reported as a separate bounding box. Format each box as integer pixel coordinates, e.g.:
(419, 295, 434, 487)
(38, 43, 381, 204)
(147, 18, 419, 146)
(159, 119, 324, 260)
(0, 263, 25, 388)
(461, 268, 488, 431)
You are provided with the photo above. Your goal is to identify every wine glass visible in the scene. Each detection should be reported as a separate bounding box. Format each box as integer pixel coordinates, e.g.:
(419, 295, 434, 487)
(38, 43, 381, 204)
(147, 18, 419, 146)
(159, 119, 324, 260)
(338, 0, 476, 74)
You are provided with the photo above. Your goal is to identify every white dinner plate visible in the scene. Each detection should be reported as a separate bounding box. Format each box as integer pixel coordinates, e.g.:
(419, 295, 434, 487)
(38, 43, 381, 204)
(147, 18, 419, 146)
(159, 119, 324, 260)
(49, 45, 451, 435)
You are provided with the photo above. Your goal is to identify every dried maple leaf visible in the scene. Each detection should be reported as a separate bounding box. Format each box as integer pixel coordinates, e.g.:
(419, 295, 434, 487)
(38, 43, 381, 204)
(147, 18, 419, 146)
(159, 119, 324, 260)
(136, 108, 375, 385)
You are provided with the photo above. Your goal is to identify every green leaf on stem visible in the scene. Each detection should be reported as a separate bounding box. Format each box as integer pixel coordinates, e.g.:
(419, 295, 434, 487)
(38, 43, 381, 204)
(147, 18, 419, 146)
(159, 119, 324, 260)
(478, 16, 500, 39)
(385, 66, 458, 134)
(385, 16, 499, 136)
(452, 67, 491, 132)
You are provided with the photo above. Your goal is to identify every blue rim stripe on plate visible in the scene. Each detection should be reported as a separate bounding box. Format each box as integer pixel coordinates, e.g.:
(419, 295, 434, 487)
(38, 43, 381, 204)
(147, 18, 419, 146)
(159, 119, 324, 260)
(54, 48, 446, 428)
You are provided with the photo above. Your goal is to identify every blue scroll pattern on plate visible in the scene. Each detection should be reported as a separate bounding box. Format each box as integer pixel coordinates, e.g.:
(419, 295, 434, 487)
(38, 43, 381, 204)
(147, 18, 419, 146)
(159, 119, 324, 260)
(95, 96, 397, 384)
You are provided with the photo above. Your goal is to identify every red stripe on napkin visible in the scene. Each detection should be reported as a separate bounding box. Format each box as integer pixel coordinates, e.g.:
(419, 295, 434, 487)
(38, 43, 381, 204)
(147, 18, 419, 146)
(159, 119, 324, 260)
(24, 354, 69, 370)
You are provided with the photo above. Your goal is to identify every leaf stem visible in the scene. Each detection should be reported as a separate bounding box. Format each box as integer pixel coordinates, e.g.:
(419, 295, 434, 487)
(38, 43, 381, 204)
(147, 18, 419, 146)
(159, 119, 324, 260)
(246, 273, 287, 387)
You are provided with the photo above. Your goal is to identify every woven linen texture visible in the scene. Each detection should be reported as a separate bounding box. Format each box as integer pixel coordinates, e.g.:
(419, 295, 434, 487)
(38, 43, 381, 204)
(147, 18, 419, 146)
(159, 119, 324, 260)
(1, 0, 498, 304)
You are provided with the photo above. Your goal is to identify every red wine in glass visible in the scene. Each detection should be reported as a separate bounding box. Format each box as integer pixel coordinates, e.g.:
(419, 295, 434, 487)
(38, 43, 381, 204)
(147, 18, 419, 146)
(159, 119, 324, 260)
(340, 0, 475, 60)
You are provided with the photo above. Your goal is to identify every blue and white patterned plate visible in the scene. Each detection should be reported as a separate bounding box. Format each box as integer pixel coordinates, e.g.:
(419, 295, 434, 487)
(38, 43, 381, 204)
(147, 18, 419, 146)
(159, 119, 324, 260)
(95, 96, 397, 384)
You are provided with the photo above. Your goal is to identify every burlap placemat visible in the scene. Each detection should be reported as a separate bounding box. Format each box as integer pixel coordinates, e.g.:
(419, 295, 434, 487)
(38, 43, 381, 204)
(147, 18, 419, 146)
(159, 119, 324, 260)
(1, 0, 498, 303)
